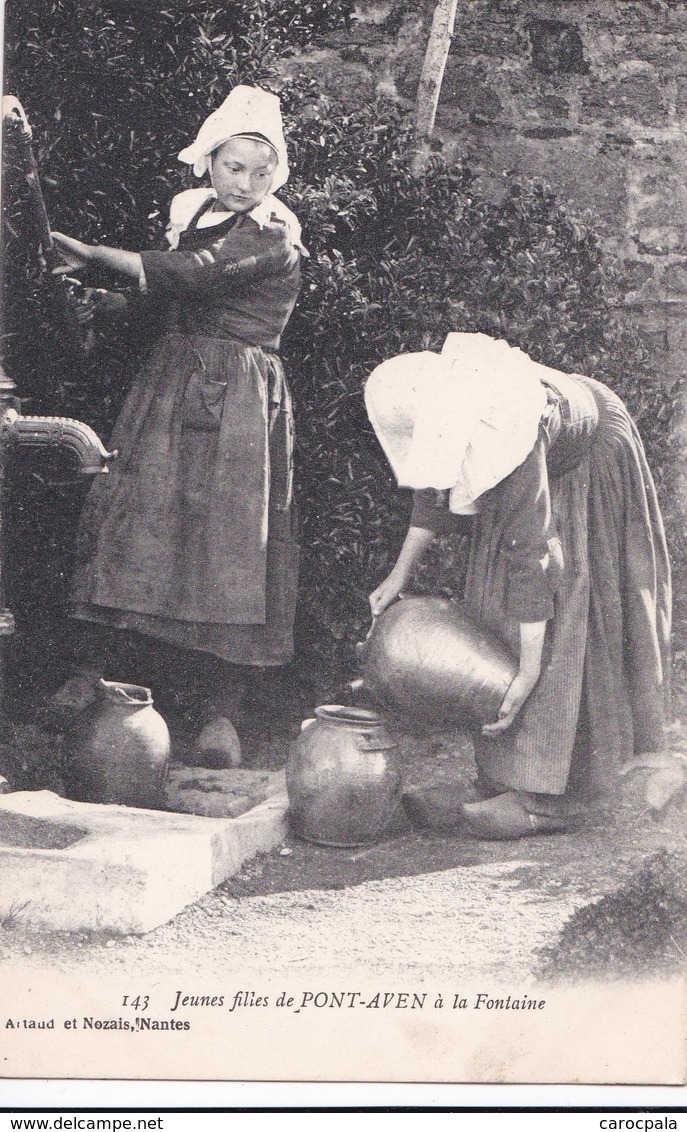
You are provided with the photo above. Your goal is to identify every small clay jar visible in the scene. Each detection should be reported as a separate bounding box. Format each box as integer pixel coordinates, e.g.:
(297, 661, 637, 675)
(286, 705, 401, 848)
(63, 679, 170, 809)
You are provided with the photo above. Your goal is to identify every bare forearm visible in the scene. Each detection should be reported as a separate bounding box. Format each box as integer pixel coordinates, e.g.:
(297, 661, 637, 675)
(53, 232, 143, 280)
(482, 620, 546, 735)
(369, 526, 434, 617)
(91, 246, 143, 279)
(394, 525, 435, 583)
(518, 620, 546, 679)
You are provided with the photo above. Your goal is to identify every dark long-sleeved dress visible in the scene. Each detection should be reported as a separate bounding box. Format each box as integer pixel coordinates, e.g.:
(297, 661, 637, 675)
(70, 198, 303, 666)
(411, 370, 671, 803)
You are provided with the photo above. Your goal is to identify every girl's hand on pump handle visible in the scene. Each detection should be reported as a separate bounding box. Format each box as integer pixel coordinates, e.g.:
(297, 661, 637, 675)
(52, 231, 143, 279)
(51, 231, 95, 270)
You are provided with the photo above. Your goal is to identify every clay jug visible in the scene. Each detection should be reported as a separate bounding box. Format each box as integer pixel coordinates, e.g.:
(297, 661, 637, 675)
(286, 705, 402, 847)
(356, 596, 517, 726)
(64, 680, 170, 809)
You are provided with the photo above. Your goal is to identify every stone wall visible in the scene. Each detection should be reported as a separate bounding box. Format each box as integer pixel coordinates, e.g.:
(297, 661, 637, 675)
(281, 0, 687, 382)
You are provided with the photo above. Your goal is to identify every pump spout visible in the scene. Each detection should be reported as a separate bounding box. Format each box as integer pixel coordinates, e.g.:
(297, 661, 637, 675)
(2, 408, 116, 474)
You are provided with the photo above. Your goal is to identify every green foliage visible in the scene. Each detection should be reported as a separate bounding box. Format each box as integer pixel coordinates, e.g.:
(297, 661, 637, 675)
(2, 0, 680, 702)
(279, 97, 681, 675)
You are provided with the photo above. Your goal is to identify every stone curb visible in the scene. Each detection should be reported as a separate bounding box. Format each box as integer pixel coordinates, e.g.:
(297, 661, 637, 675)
(0, 789, 289, 935)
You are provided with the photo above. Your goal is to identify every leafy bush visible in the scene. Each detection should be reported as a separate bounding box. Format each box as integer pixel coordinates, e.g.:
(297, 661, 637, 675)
(2, 0, 681, 706)
(279, 99, 682, 676)
(536, 848, 687, 981)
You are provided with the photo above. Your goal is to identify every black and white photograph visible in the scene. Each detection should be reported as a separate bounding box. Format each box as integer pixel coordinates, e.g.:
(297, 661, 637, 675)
(0, 0, 685, 1092)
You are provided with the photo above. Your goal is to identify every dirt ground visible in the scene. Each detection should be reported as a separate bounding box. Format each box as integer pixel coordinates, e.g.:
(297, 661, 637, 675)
(1, 711, 686, 987)
(0, 620, 686, 986)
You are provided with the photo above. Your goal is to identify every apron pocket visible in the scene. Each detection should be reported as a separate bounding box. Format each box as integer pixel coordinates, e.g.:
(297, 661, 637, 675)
(181, 370, 227, 431)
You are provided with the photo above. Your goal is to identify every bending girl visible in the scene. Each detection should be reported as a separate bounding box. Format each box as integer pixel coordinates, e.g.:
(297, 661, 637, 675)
(365, 333, 671, 839)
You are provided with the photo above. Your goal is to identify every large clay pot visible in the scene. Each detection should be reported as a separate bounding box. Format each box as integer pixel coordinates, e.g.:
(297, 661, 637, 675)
(286, 705, 401, 847)
(356, 596, 517, 726)
(63, 679, 170, 809)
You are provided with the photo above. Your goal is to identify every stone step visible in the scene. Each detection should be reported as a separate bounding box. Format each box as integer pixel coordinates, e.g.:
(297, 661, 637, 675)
(164, 765, 286, 818)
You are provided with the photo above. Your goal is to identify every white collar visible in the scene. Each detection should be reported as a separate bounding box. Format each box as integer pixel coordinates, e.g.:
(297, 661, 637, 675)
(166, 187, 308, 254)
(196, 194, 276, 229)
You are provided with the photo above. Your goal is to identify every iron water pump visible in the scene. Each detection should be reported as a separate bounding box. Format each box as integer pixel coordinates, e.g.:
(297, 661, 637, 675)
(0, 97, 114, 661)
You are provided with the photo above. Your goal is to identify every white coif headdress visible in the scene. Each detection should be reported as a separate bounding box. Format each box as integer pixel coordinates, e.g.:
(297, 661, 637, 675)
(178, 85, 290, 192)
(364, 333, 549, 514)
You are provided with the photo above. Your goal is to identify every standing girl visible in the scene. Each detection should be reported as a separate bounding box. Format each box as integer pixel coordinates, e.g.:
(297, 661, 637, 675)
(51, 85, 307, 763)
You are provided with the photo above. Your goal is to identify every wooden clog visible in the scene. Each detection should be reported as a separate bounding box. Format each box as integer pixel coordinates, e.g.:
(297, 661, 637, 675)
(460, 790, 569, 841)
